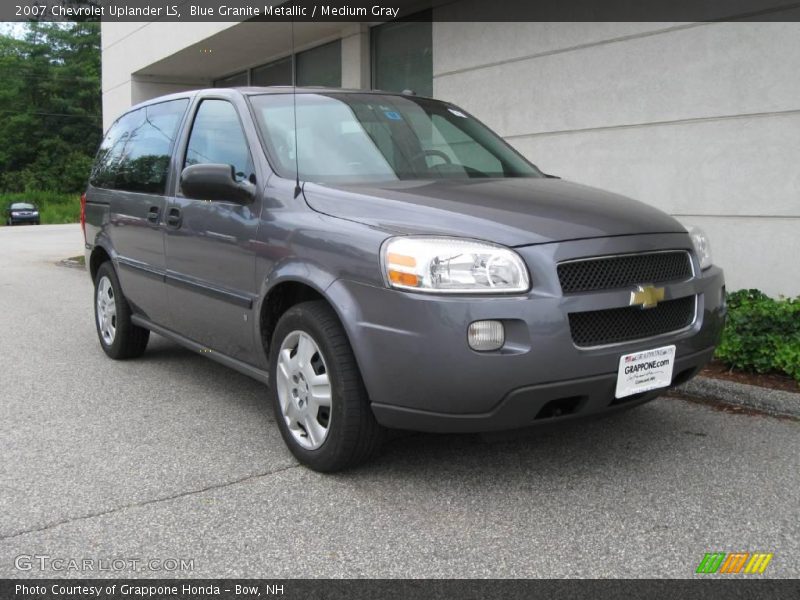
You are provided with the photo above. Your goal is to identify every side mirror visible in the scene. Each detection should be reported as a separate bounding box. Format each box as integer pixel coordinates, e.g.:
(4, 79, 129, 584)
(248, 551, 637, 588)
(180, 163, 255, 203)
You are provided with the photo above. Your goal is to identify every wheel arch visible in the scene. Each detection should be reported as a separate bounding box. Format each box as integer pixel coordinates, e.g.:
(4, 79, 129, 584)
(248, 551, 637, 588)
(258, 279, 329, 359)
(256, 268, 368, 374)
(89, 244, 113, 281)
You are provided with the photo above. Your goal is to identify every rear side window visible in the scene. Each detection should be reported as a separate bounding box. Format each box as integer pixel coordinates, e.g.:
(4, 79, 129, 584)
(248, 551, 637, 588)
(91, 99, 189, 194)
(184, 100, 254, 183)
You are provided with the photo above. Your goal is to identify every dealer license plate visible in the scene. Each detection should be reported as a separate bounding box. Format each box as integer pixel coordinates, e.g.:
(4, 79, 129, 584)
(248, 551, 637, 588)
(615, 345, 676, 399)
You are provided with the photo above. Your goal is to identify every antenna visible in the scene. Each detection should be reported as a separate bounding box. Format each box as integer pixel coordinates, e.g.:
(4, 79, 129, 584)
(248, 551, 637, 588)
(291, 18, 301, 199)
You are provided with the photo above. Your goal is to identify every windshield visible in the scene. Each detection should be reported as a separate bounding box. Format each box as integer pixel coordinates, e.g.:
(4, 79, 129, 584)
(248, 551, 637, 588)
(249, 93, 542, 184)
(10, 203, 35, 210)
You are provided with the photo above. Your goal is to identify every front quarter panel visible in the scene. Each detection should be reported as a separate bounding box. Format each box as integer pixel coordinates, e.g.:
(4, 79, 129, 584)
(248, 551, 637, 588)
(252, 178, 391, 367)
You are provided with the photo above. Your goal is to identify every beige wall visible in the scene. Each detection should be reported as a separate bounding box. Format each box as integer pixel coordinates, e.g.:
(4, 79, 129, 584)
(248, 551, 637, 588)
(434, 21, 800, 296)
(102, 20, 800, 296)
(101, 21, 366, 129)
(102, 22, 237, 127)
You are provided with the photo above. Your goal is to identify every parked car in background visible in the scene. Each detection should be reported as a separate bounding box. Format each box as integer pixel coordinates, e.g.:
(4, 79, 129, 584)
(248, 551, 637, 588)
(83, 87, 726, 472)
(5, 202, 40, 226)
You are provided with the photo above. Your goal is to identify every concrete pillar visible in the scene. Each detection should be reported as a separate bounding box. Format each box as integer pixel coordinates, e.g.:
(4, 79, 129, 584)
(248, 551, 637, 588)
(341, 24, 370, 89)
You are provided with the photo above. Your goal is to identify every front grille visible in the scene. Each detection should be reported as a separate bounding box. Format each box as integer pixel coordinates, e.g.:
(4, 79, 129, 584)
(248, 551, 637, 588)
(558, 251, 692, 294)
(568, 296, 696, 347)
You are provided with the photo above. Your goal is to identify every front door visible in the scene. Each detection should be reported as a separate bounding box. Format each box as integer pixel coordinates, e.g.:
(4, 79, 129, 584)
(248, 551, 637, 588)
(164, 98, 263, 363)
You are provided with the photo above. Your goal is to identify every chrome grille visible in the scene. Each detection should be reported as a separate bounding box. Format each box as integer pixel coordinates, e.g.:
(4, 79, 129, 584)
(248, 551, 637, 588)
(558, 251, 692, 294)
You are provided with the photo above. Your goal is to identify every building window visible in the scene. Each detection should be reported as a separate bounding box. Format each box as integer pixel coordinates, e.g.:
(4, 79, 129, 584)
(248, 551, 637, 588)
(213, 70, 248, 88)
(296, 40, 342, 87)
(215, 40, 342, 89)
(251, 56, 292, 87)
(371, 17, 432, 97)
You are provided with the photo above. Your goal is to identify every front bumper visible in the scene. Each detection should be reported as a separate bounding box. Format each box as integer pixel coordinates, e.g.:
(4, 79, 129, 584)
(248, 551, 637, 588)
(10, 214, 40, 224)
(329, 233, 726, 433)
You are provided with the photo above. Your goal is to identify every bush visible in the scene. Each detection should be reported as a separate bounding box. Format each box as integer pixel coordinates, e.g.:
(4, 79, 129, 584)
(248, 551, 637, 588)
(715, 289, 800, 382)
(0, 191, 80, 225)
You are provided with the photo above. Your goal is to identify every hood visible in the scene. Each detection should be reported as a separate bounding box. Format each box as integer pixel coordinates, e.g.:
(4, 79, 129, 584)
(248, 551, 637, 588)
(302, 178, 685, 247)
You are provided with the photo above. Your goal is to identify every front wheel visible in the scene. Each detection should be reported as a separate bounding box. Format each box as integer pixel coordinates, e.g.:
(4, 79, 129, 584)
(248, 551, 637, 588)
(94, 262, 149, 359)
(269, 301, 384, 472)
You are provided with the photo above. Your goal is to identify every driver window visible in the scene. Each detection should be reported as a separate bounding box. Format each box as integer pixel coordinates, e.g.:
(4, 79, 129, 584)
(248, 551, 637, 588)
(185, 100, 255, 183)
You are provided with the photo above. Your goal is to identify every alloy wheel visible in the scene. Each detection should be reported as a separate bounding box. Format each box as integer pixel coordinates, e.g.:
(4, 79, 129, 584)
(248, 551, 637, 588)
(275, 330, 333, 450)
(96, 275, 117, 346)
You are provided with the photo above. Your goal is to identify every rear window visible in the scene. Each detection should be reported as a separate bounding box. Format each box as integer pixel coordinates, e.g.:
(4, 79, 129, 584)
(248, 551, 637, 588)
(90, 98, 189, 194)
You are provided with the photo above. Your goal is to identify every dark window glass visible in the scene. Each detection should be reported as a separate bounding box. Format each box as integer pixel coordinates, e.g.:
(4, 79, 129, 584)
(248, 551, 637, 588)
(252, 57, 292, 86)
(90, 99, 188, 194)
(371, 18, 432, 97)
(296, 40, 341, 87)
(214, 71, 249, 87)
(90, 110, 138, 190)
(184, 100, 254, 183)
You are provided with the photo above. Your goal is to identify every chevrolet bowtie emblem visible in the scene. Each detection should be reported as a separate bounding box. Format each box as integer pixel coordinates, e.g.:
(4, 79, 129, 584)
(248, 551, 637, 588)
(630, 284, 665, 309)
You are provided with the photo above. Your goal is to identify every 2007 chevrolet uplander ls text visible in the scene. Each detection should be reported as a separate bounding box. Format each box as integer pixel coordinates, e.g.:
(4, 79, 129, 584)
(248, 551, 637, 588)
(84, 88, 725, 471)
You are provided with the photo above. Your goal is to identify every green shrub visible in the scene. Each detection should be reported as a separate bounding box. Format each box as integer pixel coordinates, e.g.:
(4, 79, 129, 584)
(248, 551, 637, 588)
(715, 289, 800, 382)
(0, 191, 80, 225)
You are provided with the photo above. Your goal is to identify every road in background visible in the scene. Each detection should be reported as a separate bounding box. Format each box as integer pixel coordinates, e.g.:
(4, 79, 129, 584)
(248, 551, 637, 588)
(0, 224, 797, 578)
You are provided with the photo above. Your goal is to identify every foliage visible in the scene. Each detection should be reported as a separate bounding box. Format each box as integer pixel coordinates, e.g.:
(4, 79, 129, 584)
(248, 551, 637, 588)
(715, 289, 800, 382)
(0, 22, 101, 194)
(1, 191, 79, 224)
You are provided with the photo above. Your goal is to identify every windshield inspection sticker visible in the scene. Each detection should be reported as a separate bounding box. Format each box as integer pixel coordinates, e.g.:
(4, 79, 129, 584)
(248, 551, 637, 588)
(383, 111, 402, 120)
(448, 108, 468, 118)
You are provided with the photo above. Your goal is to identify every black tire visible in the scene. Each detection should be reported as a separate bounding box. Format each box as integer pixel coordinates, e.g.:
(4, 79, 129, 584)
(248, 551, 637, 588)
(94, 261, 149, 359)
(268, 300, 384, 472)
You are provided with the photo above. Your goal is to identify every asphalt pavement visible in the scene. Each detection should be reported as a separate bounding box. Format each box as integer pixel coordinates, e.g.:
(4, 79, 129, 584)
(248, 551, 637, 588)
(0, 224, 797, 578)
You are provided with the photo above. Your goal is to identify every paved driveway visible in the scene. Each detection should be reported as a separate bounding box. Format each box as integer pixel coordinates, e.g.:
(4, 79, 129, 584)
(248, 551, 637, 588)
(0, 224, 797, 578)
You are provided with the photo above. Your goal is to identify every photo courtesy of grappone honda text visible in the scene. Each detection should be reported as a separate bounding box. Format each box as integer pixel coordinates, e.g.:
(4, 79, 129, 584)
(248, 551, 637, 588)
(83, 88, 726, 471)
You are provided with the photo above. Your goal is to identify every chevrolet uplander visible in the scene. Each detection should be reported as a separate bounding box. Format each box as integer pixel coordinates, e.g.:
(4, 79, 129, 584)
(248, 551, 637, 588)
(83, 88, 725, 471)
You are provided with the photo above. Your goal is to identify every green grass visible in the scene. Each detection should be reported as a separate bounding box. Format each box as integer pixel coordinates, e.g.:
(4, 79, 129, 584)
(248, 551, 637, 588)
(1, 191, 80, 225)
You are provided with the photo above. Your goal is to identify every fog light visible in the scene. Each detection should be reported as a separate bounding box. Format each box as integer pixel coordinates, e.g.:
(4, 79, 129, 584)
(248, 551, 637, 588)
(468, 320, 505, 351)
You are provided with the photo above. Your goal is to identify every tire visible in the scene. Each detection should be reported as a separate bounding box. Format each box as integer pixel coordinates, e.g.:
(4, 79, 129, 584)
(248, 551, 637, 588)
(94, 261, 149, 359)
(269, 300, 384, 472)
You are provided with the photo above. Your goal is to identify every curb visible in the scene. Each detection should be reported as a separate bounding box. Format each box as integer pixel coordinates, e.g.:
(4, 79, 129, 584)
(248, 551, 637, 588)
(675, 375, 799, 419)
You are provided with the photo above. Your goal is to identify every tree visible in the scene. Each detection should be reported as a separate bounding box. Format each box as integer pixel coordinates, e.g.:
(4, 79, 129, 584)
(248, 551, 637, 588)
(0, 21, 101, 192)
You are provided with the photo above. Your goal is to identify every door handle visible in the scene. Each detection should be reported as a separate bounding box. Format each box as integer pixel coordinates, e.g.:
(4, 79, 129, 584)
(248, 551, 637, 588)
(147, 206, 160, 224)
(166, 207, 182, 228)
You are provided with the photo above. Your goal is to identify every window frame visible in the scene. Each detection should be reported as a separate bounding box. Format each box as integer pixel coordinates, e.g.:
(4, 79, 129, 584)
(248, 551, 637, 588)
(213, 38, 343, 89)
(177, 97, 257, 199)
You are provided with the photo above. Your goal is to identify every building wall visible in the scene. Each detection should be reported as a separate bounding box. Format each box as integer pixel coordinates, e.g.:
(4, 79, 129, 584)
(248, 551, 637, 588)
(102, 20, 800, 296)
(433, 21, 800, 297)
(101, 22, 236, 129)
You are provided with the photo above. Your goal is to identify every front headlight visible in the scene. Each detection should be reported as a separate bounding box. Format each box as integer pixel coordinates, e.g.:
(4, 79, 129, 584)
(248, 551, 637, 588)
(382, 236, 530, 294)
(688, 226, 713, 270)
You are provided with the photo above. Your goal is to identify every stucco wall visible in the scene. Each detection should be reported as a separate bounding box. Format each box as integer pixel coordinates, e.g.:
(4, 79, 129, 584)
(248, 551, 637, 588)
(433, 21, 800, 296)
(101, 22, 236, 128)
(101, 20, 800, 296)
